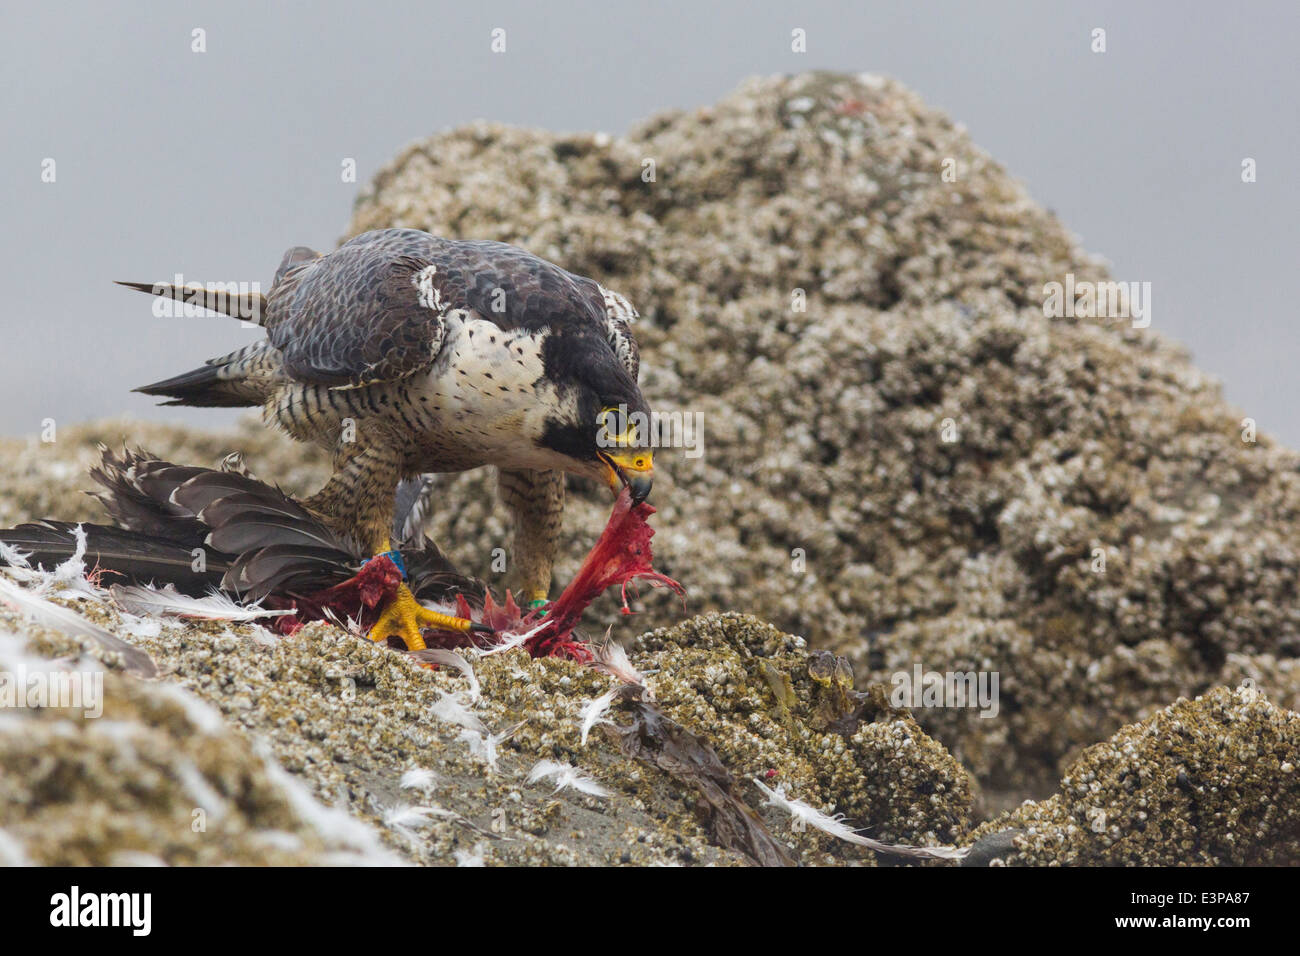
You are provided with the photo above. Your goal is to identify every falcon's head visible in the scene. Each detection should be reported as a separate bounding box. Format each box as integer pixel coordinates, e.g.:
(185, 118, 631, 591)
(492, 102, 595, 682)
(537, 330, 654, 504)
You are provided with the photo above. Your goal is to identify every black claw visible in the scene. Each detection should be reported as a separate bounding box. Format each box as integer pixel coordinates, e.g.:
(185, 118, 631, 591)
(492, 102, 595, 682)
(469, 621, 494, 635)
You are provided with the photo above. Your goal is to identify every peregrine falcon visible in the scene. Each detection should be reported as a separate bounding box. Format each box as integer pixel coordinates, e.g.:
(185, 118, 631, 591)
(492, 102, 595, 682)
(119, 228, 654, 650)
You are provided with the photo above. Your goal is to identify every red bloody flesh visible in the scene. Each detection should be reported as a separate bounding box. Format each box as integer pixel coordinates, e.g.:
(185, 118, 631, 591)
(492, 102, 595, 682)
(522, 489, 685, 657)
(269, 488, 684, 657)
(267, 555, 402, 636)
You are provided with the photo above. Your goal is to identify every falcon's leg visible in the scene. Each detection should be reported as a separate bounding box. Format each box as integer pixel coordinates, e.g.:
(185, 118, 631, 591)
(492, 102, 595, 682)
(303, 440, 405, 551)
(303, 437, 486, 651)
(364, 537, 492, 651)
(497, 467, 564, 609)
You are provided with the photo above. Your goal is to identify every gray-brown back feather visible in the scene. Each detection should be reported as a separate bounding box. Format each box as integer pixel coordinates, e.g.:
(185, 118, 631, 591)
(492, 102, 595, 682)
(264, 228, 617, 389)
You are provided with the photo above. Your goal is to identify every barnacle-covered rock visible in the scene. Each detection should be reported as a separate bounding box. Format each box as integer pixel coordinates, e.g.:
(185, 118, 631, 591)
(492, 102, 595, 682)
(343, 70, 1300, 796)
(0, 636, 399, 865)
(2, 70, 1299, 863)
(968, 685, 1300, 865)
(634, 612, 975, 852)
(0, 597, 971, 865)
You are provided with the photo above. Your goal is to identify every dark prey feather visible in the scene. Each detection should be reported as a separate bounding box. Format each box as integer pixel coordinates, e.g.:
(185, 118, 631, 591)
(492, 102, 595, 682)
(0, 520, 231, 594)
(88, 446, 207, 546)
(193, 490, 314, 525)
(1, 447, 485, 612)
(168, 468, 302, 518)
(224, 544, 358, 602)
(393, 476, 433, 546)
(205, 512, 353, 556)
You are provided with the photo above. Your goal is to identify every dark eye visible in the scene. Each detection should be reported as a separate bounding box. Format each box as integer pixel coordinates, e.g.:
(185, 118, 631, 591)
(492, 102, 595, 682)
(599, 405, 628, 437)
(605, 403, 626, 434)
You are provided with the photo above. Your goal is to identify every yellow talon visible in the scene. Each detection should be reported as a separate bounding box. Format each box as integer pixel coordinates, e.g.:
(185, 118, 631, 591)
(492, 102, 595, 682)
(368, 582, 488, 651)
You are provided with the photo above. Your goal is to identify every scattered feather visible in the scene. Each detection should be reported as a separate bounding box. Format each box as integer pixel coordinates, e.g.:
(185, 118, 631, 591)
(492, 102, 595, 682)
(481, 617, 550, 656)
(108, 850, 167, 867)
(50, 525, 91, 592)
(428, 690, 485, 734)
(752, 779, 968, 861)
(0, 540, 31, 569)
(321, 605, 363, 635)
(0, 829, 30, 867)
(0, 632, 68, 679)
(150, 682, 228, 735)
(454, 843, 487, 867)
(174, 758, 229, 824)
(10, 525, 104, 603)
(255, 744, 403, 866)
(110, 583, 293, 621)
(0, 574, 157, 678)
(590, 631, 647, 687)
(380, 802, 457, 843)
(247, 624, 280, 647)
(399, 767, 439, 794)
(580, 685, 621, 746)
(115, 613, 163, 640)
(460, 720, 523, 773)
(526, 759, 611, 798)
(249, 831, 304, 854)
(407, 647, 480, 700)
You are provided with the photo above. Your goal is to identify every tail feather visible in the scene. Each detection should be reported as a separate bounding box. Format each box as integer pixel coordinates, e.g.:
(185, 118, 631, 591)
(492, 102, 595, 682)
(115, 279, 266, 325)
(119, 277, 279, 408)
(134, 343, 278, 408)
(132, 365, 252, 408)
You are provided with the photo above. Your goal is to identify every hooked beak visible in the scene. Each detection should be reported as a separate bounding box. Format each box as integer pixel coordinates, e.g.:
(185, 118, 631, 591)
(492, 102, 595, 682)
(599, 449, 654, 505)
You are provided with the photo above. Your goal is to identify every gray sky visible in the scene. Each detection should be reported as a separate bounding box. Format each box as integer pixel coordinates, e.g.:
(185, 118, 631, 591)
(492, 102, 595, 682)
(2, 1, 1297, 442)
